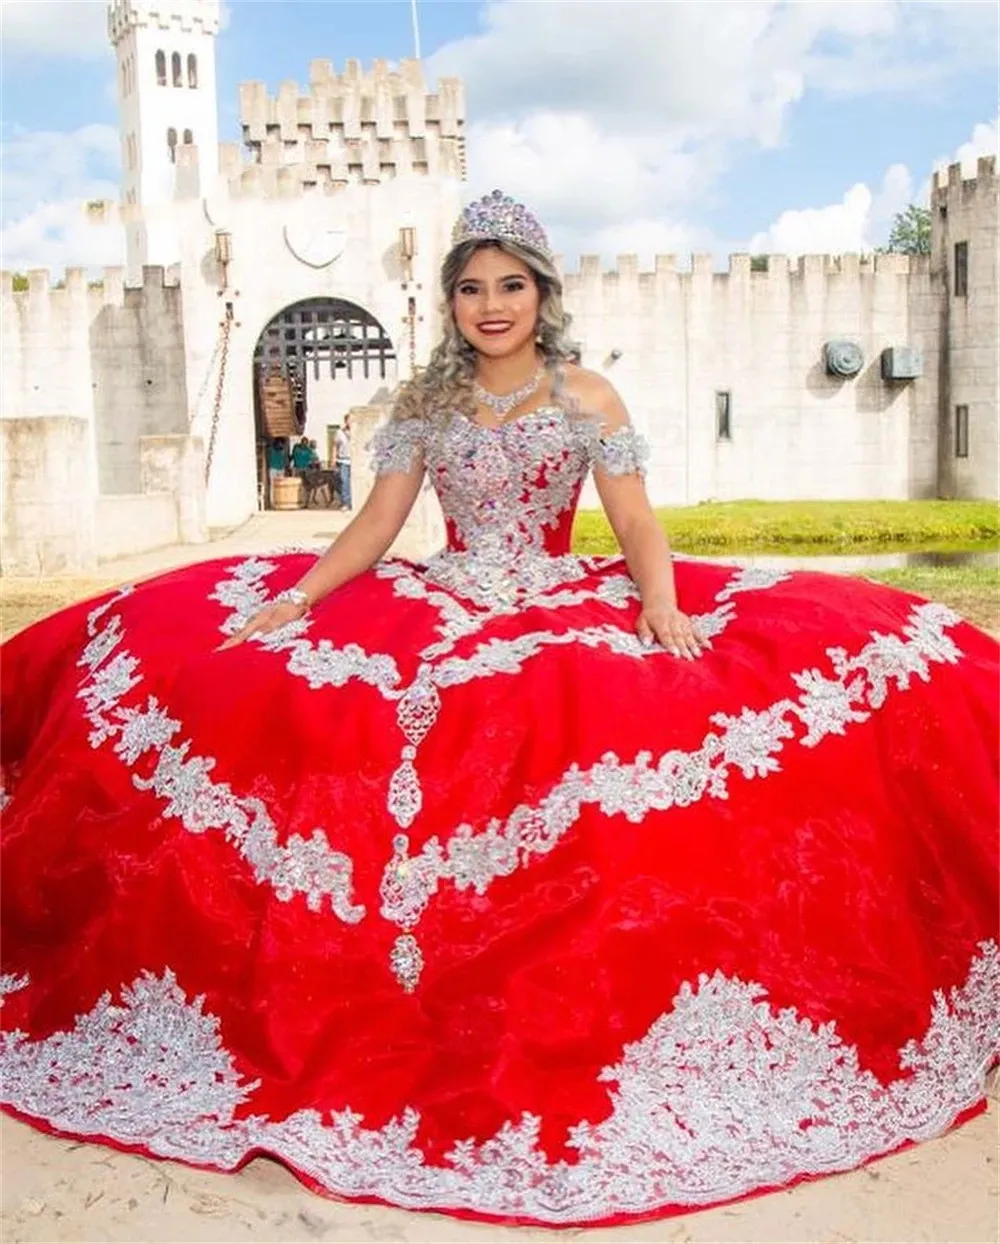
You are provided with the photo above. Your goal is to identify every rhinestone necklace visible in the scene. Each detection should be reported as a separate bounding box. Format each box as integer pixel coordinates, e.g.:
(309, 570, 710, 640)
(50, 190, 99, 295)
(473, 367, 545, 419)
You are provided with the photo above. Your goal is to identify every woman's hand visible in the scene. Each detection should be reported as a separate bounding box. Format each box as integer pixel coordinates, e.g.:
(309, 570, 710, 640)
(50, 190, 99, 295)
(217, 598, 308, 650)
(636, 600, 707, 659)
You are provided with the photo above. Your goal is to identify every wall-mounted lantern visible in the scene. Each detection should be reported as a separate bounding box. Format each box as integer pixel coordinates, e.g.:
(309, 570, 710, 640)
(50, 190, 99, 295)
(214, 229, 232, 288)
(399, 226, 417, 283)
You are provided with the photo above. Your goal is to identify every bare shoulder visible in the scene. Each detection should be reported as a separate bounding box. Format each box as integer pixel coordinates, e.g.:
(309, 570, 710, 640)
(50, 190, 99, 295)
(560, 364, 629, 429)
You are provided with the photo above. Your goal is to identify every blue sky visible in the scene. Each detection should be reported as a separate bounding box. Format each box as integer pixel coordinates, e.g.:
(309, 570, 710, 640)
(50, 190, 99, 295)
(1, 0, 997, 270)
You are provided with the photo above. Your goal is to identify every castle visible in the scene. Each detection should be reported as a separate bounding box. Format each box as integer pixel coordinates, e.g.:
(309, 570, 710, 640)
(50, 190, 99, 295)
(1, 0, 997, 574)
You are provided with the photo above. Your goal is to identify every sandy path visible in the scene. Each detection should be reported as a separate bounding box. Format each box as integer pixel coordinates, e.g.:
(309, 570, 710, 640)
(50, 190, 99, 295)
(2, 1084, 996, 1243)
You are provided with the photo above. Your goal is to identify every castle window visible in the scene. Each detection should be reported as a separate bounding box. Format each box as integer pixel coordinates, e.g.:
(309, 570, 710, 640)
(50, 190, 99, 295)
(183, 128, 193, 145)
(167, 127, 178, 163)
(187, 53, 198, 88)
(172, 51, 182, 87)
(715, 391, 732, 441)
(954, 242, 968, 297)
(155, 50, 166, 86)
(955, 405, 969, 458)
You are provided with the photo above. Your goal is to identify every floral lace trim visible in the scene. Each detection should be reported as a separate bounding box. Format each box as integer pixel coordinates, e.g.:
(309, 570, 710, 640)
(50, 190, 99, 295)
(2, 943, 996, 1225)
(74, 593, 366, 921)
(369, 418, 426, 477)
(207, 555, 796, 988)
(591, 424, 650, 477)
(379, 603, 963, 952)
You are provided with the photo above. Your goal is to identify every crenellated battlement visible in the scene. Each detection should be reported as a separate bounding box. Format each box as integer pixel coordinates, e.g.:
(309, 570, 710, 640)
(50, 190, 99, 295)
(235, 59, 466, 191)
(932, 155, 997, 205)
(560, 250, 929, 291)
(1, 265, 182, 310)
(108, 0, 221, 43)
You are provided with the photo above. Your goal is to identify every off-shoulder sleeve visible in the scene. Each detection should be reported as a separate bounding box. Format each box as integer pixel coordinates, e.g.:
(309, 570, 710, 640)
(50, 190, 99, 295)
(591, 423, 650, 477)
(368, 417, 427, 476)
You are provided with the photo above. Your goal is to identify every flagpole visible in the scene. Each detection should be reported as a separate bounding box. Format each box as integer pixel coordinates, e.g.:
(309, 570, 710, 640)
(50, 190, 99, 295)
(410, 0, 422, 60)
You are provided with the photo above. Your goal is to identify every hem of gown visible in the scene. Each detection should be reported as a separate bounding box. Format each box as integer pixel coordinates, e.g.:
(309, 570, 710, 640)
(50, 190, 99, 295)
(0, 1082, 994, 1230)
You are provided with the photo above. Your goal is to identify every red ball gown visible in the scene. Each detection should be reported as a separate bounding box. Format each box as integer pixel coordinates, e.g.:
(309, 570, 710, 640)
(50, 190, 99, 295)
(2, 407, 998, 1228)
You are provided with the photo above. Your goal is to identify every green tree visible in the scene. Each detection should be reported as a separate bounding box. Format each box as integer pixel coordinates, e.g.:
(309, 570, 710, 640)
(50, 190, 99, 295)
(11, 273, 28, 291)
(879, 205, 931, 255)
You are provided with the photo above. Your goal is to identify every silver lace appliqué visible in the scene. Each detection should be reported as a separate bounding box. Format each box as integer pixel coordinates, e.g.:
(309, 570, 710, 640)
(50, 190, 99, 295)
(379, 603, 964, 941)
(1, 943, 996, 1222)
(75, 600, 366, 922)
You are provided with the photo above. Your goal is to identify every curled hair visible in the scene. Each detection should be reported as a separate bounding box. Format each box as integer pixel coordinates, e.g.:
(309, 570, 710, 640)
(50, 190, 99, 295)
(392, 239, 576, 425)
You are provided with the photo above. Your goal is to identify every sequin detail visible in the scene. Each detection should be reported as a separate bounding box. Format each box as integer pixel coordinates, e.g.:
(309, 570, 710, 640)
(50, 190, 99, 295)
(452, 189, 554, 262)
(0, 974, 29, 1002)
(75, 605, 366, 922)
(379, 604, 963, 935)
(368, 418, 426, 476)
(1, 944, 996, 1223)
(0, 970, 257, 1164)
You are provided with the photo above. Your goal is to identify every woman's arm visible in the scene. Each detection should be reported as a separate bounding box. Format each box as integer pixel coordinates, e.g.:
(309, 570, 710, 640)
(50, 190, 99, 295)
(220, 430, 425, 649)
(291, 464, 424, 606)
(572, 371, 706, 659)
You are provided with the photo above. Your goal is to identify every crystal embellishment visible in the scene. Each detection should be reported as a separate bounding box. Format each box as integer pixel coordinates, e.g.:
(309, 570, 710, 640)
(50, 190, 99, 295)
(473, 369, 545, 419)
(452, 189, 554, 263)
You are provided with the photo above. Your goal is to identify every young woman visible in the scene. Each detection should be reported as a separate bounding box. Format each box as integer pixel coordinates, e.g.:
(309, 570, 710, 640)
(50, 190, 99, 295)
(1, 191, 997, 1228)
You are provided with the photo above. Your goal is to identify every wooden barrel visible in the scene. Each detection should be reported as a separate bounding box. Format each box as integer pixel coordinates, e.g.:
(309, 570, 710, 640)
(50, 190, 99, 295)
(272, 475, 303, 510)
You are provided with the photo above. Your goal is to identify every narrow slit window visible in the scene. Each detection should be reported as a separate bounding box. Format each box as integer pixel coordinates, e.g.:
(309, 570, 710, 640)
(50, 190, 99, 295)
(172, 51, 182, 87)
(955, 405, 969, 458)
(155, 50, 166, 86)
(167, 127, 178, 163)
(183, 128, 193, 145)
(715, 391, 732, 441)
(954, 242, 968, 297)
(187, 53, 198, 88)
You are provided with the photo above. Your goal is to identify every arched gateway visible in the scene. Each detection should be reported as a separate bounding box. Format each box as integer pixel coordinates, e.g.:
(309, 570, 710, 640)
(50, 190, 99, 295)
(253, 297, 397, 509)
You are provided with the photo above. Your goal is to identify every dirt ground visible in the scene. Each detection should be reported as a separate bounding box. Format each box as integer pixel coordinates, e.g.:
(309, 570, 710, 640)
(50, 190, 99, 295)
(2, 514, 998, 1242)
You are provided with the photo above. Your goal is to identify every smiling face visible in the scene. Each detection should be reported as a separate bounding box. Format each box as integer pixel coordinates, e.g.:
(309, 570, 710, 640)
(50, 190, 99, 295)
(451, 245, 541, 360)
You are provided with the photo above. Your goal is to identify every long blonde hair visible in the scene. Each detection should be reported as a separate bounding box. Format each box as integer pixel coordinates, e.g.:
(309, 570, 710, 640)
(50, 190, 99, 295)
(392, 239, 576, 424)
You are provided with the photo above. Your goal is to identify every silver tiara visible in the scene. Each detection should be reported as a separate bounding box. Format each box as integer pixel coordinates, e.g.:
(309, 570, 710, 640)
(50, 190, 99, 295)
(451, 189, 554, 263)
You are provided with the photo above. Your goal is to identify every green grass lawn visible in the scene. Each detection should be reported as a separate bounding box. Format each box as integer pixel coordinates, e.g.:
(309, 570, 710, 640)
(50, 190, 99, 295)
(573, 499, 1000, 554)
(3, 502, 998, 641)
(862, 564, 998, 633)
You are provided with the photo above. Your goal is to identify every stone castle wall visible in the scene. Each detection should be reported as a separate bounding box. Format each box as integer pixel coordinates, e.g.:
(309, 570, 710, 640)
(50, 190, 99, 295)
(932, 155, 998, 500)
(563, 251, 940, 506)
(1, 133, 996, 571)
(232, 59, 466, 193)
(0, 267, 206, 572)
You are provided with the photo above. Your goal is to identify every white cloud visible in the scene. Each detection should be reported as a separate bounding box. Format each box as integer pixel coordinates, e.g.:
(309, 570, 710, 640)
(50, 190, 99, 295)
(746, 115, 996, 256)
(937, 117, 999, 178)
(0, 124, 124, 270)
(429, 0, 996, 260)
(0, 0, 109, 59)
(747, 182, 877, 257)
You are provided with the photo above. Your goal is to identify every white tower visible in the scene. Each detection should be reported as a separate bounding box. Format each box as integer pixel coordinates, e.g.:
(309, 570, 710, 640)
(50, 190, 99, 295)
(108, 0, 221, 279)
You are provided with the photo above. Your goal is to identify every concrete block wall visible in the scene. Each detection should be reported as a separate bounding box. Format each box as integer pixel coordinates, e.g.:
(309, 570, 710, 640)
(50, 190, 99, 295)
(932, 155, 999, 499)
(562, 251, 940, 505)
(0, 416, 97, 574)
(0, 267, 205, 572)
(89, 265, 191, 493)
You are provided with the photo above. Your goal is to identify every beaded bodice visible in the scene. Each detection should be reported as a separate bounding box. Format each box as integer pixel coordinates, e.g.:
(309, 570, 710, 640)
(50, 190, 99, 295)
(371, 406, 648, 607)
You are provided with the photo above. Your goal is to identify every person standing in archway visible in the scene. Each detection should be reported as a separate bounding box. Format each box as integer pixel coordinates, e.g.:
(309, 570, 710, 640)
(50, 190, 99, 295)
(334, 416, 352, 509)
(265, 436, 288, 507)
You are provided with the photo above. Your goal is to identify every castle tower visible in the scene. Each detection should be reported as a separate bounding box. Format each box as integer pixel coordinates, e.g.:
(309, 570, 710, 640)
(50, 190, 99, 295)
(108, 0, 221, 279)
(931, 155, 998, 499)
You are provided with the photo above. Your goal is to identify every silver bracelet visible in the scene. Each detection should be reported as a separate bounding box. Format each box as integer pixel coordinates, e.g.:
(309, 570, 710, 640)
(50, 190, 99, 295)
(274, 587, 310, 610)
